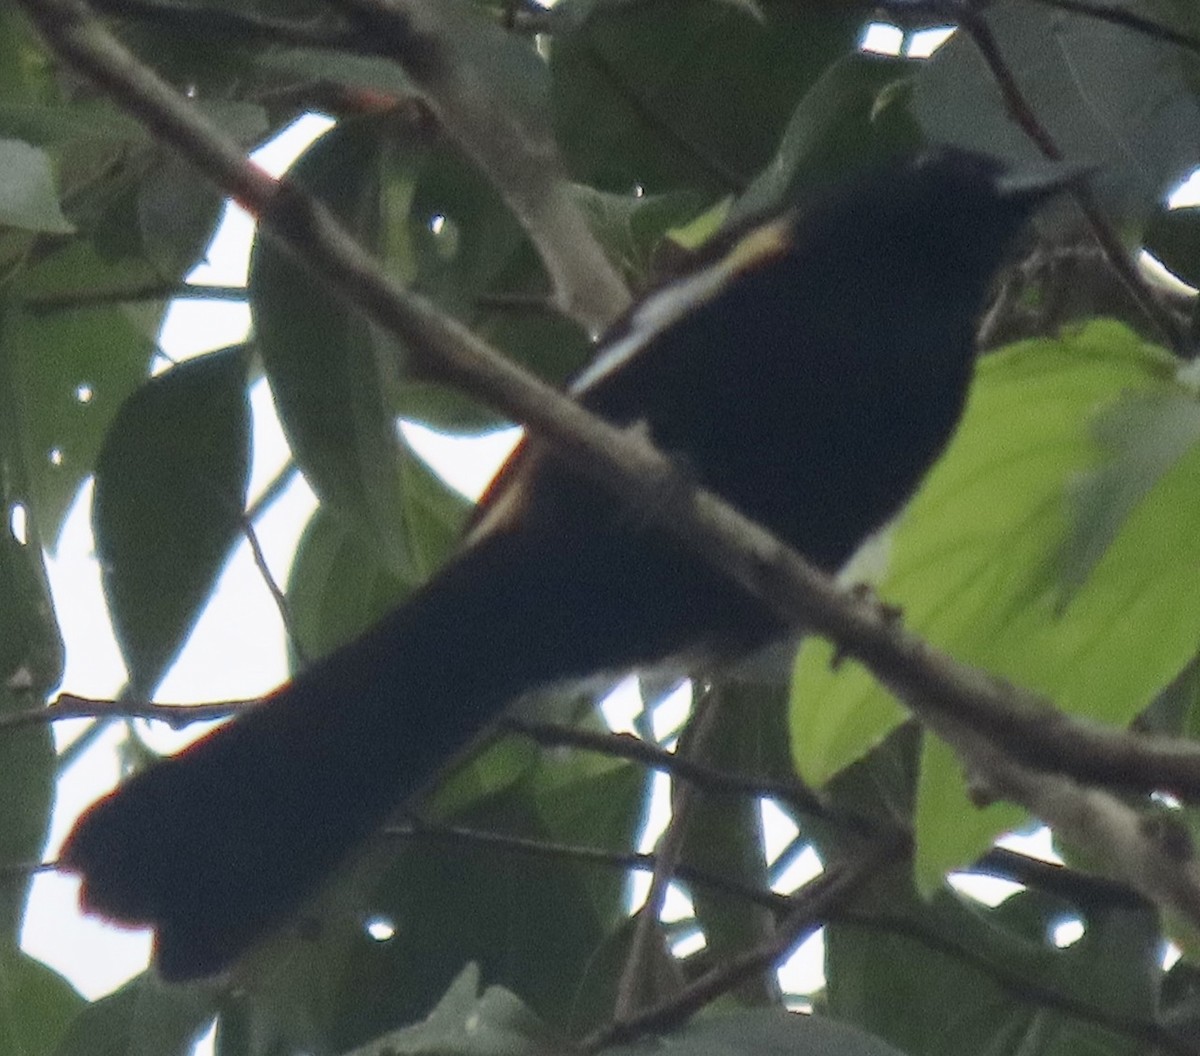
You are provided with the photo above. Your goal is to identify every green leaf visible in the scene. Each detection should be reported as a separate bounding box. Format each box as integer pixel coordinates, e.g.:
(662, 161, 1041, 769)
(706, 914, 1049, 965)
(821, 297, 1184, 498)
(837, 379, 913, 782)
(135, 155, 222, 279)
(914, 4, 1200, 228)
(51, 973, 214, 1056)
(252, 49, 414, 103)
(0, 301, 62, 936)
(0, 517, 56, 936)
(604, 1008, 909, 1056)
(569, 185, 710, 285)
(1059, 386, 1200, 598)
(0, 9, 56, 104)
(731, 52, 915, 226)
(550, 0, 869, 195)
(342, 964, 558, 1056)
(250, 122, 413, 567)
(92, 346, 251, 696)
(0, 951, 84, 1056)
(133, 100, 264, 279)
(251, 117, 582, 569)
(678, 680, 790, 1006)
(792, 321, 1200, 878)
(285, 456, 467, 667)
(0, 138, 73, 233)
(7, 251, 159, 542)
(825, 860, 1158, 1056)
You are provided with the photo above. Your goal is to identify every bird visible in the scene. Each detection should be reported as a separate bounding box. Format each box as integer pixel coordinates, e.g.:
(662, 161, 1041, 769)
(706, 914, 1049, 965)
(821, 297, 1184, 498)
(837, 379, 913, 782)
(59, 148, 1079, 982)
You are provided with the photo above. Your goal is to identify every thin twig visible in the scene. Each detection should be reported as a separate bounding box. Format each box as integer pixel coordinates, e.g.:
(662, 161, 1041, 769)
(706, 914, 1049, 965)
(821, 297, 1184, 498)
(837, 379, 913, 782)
(976, 846, 1146, 909)
(502, 717, 831, 819)
(0, 693, 256, 733)
(387, 819, 790, 912)
(614, 686, 723, 1018)
(240, 515, 307, 666)
(0, 860, 58, 885)
(582, 840, 902, 1051)
(932, 710, 1200, 935)
(22, 282, 247, 313)
(245, 460, 300, 523)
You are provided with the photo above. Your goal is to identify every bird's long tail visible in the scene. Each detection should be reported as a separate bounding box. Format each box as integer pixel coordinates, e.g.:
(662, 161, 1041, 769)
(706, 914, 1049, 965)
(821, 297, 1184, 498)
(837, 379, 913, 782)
(59, 526, 628, 981)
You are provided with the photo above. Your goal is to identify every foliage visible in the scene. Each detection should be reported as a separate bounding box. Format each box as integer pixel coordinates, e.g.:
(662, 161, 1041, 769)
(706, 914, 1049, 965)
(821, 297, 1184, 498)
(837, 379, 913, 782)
(3, 2, 1200, 1056)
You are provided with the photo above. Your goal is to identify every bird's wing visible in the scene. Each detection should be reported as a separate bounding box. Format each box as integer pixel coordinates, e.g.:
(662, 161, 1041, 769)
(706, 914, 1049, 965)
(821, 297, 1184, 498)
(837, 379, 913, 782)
(463, 213, 797, 546)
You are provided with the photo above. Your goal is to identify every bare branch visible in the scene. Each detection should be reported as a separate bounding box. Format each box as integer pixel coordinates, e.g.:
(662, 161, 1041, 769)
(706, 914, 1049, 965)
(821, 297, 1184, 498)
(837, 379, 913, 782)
(503, 717, 832, 820)
(21, 281, 246, 313)
(387, 819, 790, 912)
(0, 693, 256, 733)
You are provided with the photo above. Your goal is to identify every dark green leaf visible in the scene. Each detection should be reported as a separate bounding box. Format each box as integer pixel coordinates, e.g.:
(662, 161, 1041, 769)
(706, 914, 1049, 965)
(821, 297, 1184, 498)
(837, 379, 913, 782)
(550, 0, 870, 195)
(569, 186, 710, 286)
(0, 301, 62, 936)
(341, 965, 558, 1056)
(0, 951, 85, 1056)
(604, 1008, 909, 1056)
(7, 254, 159, 542)
(679, 681, 789, 1006)
(251, 117, 582, 560)
(51, 973, 214, 1056)
(730, 52, 916, 225)
(0, 519, 57, 936)
(92, 346, 251, 696)
(914, 5, 1200, 229)
(825, 861, 1156, 1056)
(284, 456, 469, 667)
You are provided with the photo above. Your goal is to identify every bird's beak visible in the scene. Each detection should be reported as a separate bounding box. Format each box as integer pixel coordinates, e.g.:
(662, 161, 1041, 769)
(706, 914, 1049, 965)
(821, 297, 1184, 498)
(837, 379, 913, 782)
(995, 158, 1098, 200)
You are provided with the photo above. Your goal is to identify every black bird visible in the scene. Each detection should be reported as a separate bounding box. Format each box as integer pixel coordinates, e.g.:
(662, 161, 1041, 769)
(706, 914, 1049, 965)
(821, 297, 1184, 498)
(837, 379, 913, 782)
(60, 149, 1077, 982)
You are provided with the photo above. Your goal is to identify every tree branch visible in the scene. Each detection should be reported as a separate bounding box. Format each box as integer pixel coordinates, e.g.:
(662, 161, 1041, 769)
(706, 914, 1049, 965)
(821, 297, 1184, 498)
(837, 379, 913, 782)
(387, 819, 790, 913)
(0, 693, 255, 733)
(503, 717, 832, 821)
(21, 281, 247, 312)
(328, 0, 630, 333)
(931, 709, 1200, 935)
